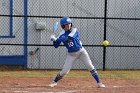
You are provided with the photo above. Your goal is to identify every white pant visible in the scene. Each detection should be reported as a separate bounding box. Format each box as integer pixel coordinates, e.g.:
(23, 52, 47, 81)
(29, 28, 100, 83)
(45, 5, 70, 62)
(59, 47, 95, 76)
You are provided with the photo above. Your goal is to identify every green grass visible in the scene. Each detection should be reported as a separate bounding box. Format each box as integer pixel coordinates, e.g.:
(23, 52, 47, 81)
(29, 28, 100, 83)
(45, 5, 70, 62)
(0, 70, 139, 80)
(99, 70, 140, 80)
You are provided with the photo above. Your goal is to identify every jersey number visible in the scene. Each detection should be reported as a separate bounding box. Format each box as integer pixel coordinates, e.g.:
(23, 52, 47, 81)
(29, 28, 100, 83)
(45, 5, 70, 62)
(68, 41, 74, 47)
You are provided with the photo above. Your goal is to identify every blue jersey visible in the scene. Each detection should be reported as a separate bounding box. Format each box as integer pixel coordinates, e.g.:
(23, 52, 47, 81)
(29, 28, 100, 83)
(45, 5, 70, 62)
(53, 28, 83, 52)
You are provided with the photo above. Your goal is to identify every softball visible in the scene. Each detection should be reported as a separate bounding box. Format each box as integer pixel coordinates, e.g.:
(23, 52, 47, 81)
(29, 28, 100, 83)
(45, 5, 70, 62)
(103, 40, 109, 46)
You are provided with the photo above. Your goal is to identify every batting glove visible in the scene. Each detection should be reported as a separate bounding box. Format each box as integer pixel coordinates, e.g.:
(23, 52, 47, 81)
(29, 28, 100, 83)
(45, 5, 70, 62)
(50, 34, 57, 41)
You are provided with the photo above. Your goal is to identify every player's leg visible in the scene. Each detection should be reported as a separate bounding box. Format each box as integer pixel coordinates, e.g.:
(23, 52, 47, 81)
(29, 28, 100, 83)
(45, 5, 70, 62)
(79, 48, 105, 88)
(79, 49, 100, 83)
(54, 55, 76, 82)
(48, 54, 77, 87)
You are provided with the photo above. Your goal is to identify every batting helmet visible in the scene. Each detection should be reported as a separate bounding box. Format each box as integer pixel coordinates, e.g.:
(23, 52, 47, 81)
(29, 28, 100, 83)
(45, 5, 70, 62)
(60, 17, 72, 28)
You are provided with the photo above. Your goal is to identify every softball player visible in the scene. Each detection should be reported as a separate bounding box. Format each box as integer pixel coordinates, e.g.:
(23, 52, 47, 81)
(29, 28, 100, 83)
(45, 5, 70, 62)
(49, 17, 105, 88)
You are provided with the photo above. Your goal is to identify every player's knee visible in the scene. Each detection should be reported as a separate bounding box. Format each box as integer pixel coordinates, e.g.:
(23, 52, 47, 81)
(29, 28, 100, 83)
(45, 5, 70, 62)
(88, 66, 95, 71)
(62, 71, 69, 76)
(60, 71, 69, 76)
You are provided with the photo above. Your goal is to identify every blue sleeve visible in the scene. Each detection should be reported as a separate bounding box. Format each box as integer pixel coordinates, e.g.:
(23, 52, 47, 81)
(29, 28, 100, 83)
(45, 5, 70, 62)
(68, 28, 79, 38)
(73, 31, 79, 38)
(53, 38, 62, 48)
(53, 34, 68, 48)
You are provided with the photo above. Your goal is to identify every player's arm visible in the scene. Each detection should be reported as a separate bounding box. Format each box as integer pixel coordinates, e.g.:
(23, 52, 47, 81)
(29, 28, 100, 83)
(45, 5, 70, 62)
(68, 28, 78, 38)
(50, 31, 65, 48)
(53, 38, 62, 48)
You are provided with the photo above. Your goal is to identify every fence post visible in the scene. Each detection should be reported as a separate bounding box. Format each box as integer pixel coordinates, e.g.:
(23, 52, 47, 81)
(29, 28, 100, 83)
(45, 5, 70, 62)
(24, 0, 28, 69)
(103, 0, 108, 71)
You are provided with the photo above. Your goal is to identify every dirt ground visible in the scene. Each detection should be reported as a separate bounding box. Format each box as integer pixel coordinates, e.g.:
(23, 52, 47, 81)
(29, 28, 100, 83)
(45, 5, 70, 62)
(0, 77, 139, 93)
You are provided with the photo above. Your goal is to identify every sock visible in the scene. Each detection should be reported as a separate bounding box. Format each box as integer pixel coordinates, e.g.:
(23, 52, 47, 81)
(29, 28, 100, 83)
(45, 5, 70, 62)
(90, 69, 100, 83)
(54, 74, 63, 82)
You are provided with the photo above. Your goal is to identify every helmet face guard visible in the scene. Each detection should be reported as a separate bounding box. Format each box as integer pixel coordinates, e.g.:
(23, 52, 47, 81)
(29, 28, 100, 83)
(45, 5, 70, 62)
(61, 23, 72, 29)
(60, 17, 72, 28)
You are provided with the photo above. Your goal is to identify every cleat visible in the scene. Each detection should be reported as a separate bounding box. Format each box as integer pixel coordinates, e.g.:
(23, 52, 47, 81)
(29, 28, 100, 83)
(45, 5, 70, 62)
(48, 81, 57, 87)
(98, 83, 106, 88)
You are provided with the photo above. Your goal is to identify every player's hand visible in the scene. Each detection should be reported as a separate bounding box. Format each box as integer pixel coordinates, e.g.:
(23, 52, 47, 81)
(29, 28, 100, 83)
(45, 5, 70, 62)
(50, 34, 57, 41)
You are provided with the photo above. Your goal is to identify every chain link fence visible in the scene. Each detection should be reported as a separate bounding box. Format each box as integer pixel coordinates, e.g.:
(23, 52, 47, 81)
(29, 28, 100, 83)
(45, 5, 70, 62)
(0, 0, 140, 70)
